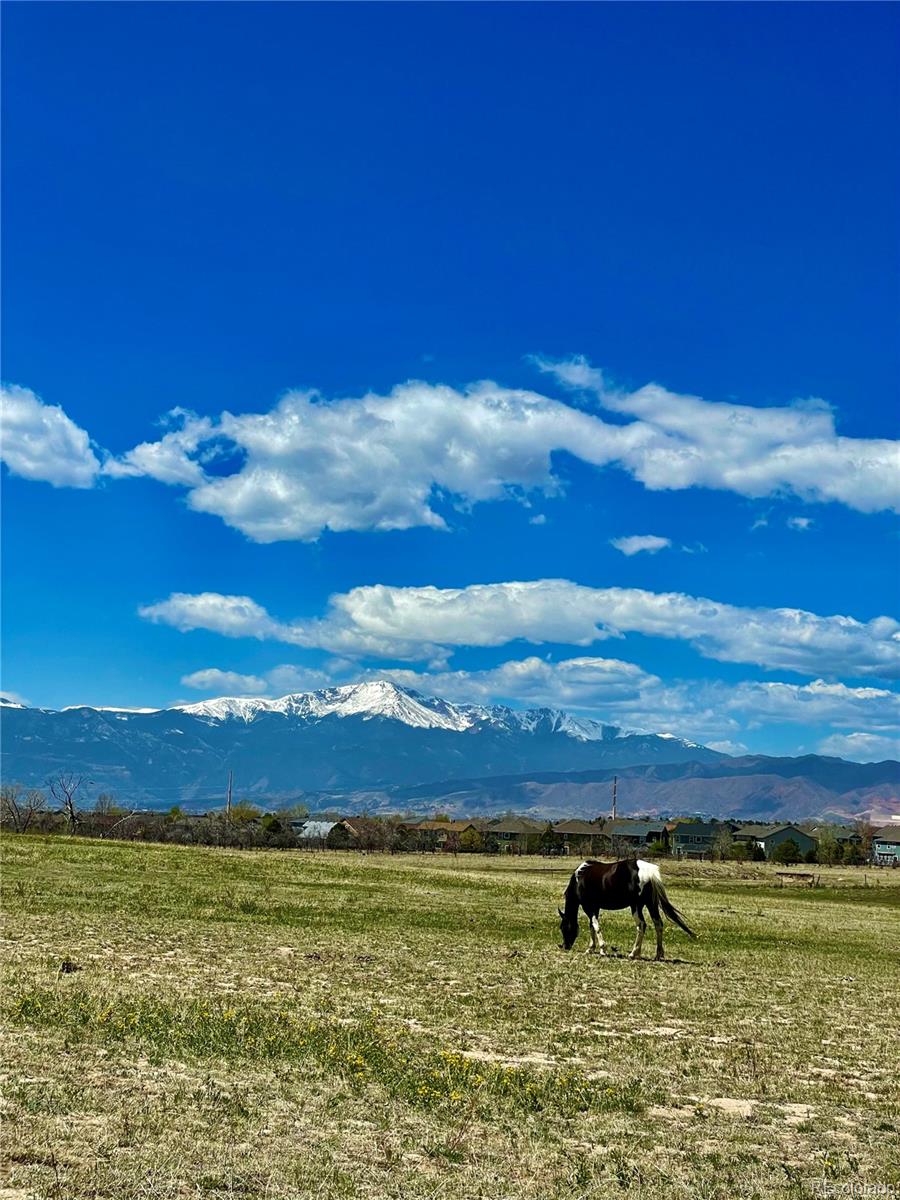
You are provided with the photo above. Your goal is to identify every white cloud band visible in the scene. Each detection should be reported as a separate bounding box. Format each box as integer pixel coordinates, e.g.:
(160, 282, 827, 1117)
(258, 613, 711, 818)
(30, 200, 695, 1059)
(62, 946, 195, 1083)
(140, 579, 900, 680)
(11, 358, 895, 539)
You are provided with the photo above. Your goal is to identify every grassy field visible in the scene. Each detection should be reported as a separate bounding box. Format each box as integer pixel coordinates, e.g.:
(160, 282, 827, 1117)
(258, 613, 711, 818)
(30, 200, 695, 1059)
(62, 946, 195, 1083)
(1, 837, 898, 1200)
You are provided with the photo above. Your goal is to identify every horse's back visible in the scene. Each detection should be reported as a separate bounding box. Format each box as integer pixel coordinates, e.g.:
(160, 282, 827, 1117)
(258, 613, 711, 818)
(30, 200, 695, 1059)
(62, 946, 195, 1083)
(572, 857, 640, 909)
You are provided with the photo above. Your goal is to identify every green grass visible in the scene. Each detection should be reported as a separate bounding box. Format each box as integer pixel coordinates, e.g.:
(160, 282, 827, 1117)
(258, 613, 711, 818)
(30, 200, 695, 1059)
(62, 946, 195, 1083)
(2, 835, 899, 1199)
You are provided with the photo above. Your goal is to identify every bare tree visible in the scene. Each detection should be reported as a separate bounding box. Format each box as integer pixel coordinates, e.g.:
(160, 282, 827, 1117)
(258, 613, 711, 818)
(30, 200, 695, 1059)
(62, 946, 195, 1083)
(94, 792, 127, 816)
(712, 825, 734, 862)
(48, 773, 86, 833)
(1, 783, 47, 833)
(853, 818, 875, 862)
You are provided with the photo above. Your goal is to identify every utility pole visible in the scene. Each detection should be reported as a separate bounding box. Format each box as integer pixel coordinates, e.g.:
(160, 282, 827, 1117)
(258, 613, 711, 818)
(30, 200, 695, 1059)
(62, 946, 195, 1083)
(611, 775, 617, 822)
(226, 769, 233, 823)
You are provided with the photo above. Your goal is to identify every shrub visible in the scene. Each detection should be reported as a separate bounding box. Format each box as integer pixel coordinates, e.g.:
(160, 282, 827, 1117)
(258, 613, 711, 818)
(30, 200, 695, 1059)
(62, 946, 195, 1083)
(771, 838, 801, 865)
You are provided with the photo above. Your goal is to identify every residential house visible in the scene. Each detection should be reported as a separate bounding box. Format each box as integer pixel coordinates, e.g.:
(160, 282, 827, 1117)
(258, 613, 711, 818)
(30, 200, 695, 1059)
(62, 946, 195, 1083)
(292, 819, 339, 847)
(327, 816, 398, 851)
(733, 823, 817, 861)
(810, 825, 863, 850)
(602, 819, 670, 854)
(488, 816, 543, 853)
(872, 824, 900, 866)
(670, 821, 722, 860)
(552, 819, 605, 857)
(405, 818, 490, 851)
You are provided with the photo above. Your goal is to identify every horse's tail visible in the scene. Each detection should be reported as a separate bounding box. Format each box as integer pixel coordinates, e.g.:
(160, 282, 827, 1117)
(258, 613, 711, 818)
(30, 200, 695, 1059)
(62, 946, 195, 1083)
(637, 860, 697, 939)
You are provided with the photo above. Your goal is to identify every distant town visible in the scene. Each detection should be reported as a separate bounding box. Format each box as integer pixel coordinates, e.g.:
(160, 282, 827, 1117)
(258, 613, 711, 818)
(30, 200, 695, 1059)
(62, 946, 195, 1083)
(3, 786, 898, 866)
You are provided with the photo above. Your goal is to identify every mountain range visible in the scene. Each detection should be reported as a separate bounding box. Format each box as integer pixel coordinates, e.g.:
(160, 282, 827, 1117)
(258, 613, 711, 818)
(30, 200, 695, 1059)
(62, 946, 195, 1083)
(2, 681, 897, 822)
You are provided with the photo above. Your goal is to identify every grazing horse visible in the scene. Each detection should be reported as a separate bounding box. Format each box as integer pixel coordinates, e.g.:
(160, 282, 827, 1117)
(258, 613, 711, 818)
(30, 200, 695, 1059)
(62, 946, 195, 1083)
(558, 859, 696, 960)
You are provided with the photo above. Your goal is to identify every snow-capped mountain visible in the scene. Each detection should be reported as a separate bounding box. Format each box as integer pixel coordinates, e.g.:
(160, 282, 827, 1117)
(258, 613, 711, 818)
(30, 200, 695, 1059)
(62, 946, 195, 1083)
(169, 681, 635, 740)
(0, 680, 721, 804)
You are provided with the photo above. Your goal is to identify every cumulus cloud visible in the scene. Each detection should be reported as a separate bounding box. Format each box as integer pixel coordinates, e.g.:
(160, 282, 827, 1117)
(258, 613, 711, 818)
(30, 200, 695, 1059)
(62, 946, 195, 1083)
(177, 374, 900, 537)
(539, 356, 900, 515)
(706, 740, 750, 756)
(103, 410, 212, 486)
(181, 669, 269, 694)
(383, 655, 659, 710)
(610, 534, 671, 557)
(10, 363, 899, 534)
(816, 732, 900, 762)
(140, 593, 281, 640)
(372, 663, 899, 746)
(169, 649, 899, 749)
(0, 385, 101, 488)
(139, 580, 900, 679)
(726, 679, 900, 731)
(181, 664, 333, 696)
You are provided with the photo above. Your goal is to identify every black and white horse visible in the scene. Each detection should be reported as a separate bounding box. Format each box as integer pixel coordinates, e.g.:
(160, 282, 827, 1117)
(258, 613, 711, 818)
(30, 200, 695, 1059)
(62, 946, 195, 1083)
(558, 859, 696, 960)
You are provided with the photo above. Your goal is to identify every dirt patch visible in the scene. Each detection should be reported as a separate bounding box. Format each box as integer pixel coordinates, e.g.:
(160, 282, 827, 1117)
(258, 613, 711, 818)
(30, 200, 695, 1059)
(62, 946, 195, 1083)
(778, 1103, 814, 1125)
(648, 1104, 695, 1122)
(704, 1098, 756, 1118)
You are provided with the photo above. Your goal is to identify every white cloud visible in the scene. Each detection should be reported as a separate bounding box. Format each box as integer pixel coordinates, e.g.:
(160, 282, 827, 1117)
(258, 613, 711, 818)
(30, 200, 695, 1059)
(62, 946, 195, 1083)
(787, 516, 814, 531)
(529, 513, 548, 526)
(383, 655, 659, 710)
(140, 593, 281, 640)
(263, 664, 335, 694)
(103, 410, 212, 486)
(179, 382, 618, 542)
(816, 732, 900, 762)
(610, 534, 671, 557)
(181, 669, 268, 695)
(706, 740, 750, 756)
(539, 356, 900, 515)
(139, 580, 900, 680)
(181, 664, 333, 696)
(726, 679, 900, 731)
(169, 651, 898, 749)
(11, 363, 899, 533)
(0, 385, 100, 488)
(376, 663, 899, 746)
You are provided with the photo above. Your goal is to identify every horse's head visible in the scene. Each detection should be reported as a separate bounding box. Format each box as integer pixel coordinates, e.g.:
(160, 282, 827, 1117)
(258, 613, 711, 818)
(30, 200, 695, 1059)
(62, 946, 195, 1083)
(558, 905, 578, 951)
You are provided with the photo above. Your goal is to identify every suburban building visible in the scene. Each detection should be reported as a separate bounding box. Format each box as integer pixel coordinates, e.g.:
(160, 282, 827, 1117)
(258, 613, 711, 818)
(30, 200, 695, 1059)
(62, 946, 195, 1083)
(403, 818, 489, 851)
(552, 819, 604, 856)
(872, 824, 900, 866)
(733, 823, 817, 860)
(602, 819, 670, 853)
(810, 825, 863, 850)
(488, 816, 543, 853)
(670, 821, 722, 859)
(291, 819, 339, 846)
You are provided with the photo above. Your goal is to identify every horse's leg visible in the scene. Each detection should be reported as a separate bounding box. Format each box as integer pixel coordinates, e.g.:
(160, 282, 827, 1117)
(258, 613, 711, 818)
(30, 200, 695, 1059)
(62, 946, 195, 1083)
(587, 911, 606, 955)
(628, 904, 646, 960)
(585, 907, 607, 955)
(645, 890, 665, 961)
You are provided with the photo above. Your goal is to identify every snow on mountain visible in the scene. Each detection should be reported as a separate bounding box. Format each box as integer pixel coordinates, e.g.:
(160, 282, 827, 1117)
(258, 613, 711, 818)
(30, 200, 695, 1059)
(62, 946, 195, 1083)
(8, 680, 696, 748)
(171, 682, 477, 730)
(171, 696, 278, 723)
(62, 705, 161, 715)
(170, 680, 645, 742)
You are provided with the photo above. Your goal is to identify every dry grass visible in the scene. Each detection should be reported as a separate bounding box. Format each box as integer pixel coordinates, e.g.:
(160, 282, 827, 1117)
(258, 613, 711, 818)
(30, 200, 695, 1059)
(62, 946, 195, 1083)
(1, 836, 898, 1199)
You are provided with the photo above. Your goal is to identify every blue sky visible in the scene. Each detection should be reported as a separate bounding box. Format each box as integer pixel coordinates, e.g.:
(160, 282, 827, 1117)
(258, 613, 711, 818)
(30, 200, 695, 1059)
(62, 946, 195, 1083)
(2, 3, 898, 760)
